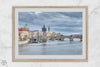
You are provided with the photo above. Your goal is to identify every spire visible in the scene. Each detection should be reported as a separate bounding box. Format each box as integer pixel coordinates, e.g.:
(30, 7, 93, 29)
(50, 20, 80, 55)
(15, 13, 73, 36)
(48, 25, 50, 31)
(43, 25, 45, 28)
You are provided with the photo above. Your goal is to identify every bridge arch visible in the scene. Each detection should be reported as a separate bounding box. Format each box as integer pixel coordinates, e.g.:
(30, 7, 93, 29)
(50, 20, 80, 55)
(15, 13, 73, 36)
(64, 38, 70, 40)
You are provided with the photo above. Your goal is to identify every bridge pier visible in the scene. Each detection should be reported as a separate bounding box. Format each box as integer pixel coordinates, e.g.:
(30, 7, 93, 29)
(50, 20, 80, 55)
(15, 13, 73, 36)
(69, 35, 73, 41)
(69, 37, 73, 41)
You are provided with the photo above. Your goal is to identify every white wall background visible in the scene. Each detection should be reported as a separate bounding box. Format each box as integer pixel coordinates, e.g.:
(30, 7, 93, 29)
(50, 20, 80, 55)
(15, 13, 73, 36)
(0, 0, 100, 67)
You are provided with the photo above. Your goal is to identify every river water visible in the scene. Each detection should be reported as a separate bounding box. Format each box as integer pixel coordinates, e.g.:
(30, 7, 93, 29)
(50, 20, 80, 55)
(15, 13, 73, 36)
(19, 38, 82, 55)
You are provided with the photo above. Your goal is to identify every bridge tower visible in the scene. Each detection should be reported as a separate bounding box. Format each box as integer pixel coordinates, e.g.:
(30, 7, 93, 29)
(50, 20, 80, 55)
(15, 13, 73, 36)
(42, 25, 47, 42)
(42, 25, 46, 36)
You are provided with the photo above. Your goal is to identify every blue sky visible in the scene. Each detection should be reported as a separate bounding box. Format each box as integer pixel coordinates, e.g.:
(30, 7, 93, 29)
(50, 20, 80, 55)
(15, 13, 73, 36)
(18, 12, 82, 35)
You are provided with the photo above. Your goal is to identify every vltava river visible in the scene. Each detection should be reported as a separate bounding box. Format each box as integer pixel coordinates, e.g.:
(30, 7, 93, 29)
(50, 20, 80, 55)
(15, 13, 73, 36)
(19, 38, 82, 55)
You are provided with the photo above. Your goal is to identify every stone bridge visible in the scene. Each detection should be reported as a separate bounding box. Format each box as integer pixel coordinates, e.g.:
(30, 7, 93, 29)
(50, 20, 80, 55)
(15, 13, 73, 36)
(55, 35, 82, 41)
(64, 35, 82, 41)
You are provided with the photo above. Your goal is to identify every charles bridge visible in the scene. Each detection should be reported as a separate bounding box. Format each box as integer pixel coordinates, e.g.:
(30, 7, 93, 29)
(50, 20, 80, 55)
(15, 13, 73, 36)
(51, 35, 82, 41)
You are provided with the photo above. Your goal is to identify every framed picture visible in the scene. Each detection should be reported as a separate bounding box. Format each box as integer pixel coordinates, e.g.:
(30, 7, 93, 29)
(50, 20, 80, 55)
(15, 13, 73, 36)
(13, 6, 88, 61)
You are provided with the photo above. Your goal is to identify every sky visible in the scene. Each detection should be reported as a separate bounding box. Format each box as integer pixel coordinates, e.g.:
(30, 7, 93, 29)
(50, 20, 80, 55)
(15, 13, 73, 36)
(18, 12, 82, 36)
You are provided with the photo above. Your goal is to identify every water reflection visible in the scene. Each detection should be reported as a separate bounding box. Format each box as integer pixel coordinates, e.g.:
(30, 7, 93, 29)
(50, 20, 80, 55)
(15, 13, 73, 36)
(19, 38, 82, 55)
(42, 44, 46, 46)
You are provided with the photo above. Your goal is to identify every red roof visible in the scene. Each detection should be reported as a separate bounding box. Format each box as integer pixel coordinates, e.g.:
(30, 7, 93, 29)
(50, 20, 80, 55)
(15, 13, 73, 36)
(19, 31, 22, 36)
(19, 28, 30, 32)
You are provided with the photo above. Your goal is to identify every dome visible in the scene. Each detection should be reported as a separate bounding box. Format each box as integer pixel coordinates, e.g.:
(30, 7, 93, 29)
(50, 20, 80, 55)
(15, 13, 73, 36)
(24, 24, 29, 29)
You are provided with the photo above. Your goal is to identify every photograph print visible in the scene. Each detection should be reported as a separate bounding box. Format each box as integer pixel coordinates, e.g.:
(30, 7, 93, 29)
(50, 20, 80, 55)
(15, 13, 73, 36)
(13, 6, 88, 61)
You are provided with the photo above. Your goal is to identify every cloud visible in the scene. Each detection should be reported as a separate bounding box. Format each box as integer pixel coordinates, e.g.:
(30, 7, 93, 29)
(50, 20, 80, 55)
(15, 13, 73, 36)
(18, 12, 82, 35)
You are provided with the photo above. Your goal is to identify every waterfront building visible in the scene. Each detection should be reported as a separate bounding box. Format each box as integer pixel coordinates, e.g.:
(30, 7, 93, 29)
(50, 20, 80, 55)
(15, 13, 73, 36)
(18, 28, 30, 40)
(18, 24, 33, 40)
(39, 31, 43, 36)
(32, 30, 43, 43)
(51, 32, 55, 36)
(38, 31, 43, 42)
(56, 33, 61, 40)
(50, 32, 55, 40)
(32, 30, 39, 40)
(29, 31, 33, 39)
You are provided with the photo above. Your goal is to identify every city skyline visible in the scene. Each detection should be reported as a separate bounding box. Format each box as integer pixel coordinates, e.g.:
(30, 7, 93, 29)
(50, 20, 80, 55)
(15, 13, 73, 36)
(18, 12, 82, 35)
